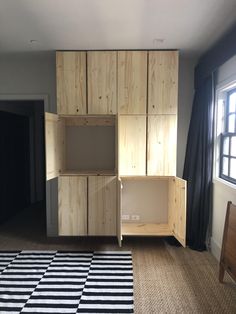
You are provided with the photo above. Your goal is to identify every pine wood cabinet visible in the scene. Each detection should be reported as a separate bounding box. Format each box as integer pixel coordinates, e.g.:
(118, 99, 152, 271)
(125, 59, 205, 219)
(118, 51, 147, 114)
(45, 49, 187, 247)
(148, 51, 178, 114)
(87, 51, 117, 114)
(56, 51, 86, 115)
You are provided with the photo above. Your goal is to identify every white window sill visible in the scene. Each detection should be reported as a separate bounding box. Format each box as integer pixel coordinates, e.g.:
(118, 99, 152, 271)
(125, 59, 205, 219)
(213, 177, 236, 191)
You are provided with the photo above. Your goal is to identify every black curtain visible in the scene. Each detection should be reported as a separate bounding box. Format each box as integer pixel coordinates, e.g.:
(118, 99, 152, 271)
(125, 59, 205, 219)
(183, 75, 214, 251)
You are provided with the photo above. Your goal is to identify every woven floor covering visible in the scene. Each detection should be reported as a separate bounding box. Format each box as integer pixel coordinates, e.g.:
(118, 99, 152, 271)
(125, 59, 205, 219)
(0, 251, 134, 314)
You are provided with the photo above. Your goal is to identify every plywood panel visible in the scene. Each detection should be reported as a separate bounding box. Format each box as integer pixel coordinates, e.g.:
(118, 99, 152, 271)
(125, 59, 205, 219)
(88, 176, 117, 235)
(87, 51, 117, 114)
(45, 112, 58, 180)
(118, 115, 146, 175)
(56, 51, 86, 115)
(168, 177, 186, 246)
(118, 51, 147, 114)
(122, 223, 172, 236)
(148, 51, 178, 114)
(58, 176, 87, 236)
(147, 115, 177, 176)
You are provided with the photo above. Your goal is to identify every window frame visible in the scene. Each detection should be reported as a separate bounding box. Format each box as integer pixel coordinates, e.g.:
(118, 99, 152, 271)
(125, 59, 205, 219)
(219, 88, 236, 185)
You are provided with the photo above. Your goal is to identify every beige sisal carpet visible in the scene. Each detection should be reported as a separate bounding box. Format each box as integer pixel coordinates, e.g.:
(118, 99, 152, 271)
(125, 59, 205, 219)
(0, 206, 235, 313)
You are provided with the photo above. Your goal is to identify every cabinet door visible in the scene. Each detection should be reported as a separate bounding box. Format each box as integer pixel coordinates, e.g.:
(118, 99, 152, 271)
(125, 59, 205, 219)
(58, 176, 87, 235)
(148, 51, 178, 114)
(45, 113, 59, 180)
(56, 51, 86, 115)
(119, 116, 146, 175)
(88, 176, 117, 235)
(168, 177, 186, 246)
(87, 51, 117, 114)
(118, 51, 147, 114)
(147, 115, 177, 176)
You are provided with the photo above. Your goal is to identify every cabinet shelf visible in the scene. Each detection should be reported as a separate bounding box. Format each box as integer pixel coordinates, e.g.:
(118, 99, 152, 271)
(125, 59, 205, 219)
(122, 223, 172, 236)
(59, 170, 117, 176)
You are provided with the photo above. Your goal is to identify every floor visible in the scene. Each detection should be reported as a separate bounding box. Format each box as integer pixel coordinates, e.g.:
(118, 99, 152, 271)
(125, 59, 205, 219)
(0, 206, 236, 313)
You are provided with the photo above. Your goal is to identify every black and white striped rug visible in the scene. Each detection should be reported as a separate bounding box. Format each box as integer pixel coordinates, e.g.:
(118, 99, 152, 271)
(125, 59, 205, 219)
(0, 251, 133, 313)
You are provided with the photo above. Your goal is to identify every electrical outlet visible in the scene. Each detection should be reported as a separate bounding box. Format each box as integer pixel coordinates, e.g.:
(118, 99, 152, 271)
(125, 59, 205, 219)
(122, 214, 130, 221)
(131, 215, 140, 221)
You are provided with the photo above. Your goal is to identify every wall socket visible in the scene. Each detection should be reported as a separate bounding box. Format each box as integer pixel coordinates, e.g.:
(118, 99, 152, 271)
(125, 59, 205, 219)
(122, 214, 130, 221)
(131, 215, 140, 221)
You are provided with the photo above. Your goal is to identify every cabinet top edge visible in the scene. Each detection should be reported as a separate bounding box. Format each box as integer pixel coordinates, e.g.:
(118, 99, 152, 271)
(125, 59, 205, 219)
(56, 49, 179, 53)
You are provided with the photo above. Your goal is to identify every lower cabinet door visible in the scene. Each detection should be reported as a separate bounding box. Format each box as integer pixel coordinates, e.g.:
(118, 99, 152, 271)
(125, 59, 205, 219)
(58, 176, 87, 236)
(88, 176, 117, 236)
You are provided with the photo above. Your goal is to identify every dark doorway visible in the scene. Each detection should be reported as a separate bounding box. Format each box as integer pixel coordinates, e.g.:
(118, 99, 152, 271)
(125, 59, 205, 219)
(0, 100, 46, 233)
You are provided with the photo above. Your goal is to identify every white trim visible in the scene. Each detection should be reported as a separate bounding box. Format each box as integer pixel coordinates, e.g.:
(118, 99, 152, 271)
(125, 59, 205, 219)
(216, 73, 236, 91)
(0, 94, 49, 111)
(210, 237, 221, 261)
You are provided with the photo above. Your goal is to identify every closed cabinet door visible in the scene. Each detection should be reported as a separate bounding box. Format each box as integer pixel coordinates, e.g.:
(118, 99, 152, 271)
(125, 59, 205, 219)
(119, 116, 146, 175)
(147, 115, 177, 176)
(88, 176, 117, 235)
(87, 51, 117, 114)
(58, 176, 87, 236)
(118, 51, 147, 114)
(148, 51, 178, 114)
(56, 51, 87, 115)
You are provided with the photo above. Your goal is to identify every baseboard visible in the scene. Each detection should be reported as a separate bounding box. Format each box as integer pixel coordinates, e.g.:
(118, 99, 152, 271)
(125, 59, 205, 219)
(210, 237, 221, 261)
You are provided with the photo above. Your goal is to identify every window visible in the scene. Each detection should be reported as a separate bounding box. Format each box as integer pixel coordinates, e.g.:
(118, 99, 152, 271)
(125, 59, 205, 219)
(219, 88, 236, 184)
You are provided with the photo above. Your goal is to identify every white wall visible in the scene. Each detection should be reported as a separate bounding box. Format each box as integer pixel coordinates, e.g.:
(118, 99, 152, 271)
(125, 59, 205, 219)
(211, 54, 236, 260)
(0, 52, 56, 112)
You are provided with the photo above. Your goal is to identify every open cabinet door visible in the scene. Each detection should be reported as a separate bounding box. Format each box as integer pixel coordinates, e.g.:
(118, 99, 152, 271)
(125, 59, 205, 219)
(168, 177, 187, 247)
(117, 178, 122, 247)
(45, 112, 59, 180)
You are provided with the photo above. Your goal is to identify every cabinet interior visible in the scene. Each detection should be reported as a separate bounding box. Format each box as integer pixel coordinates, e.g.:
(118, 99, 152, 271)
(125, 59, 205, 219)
(58, 115, 117, 175)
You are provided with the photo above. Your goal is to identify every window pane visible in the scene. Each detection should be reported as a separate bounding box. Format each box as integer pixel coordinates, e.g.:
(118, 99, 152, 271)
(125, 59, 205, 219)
(230, 158, 236, 179)
(222, 157, 229, 176)
(223, 137, 229, 154)
(228, 114, 235, 132)
(229, 92, 236, 113)
(231, 137, 236, 157)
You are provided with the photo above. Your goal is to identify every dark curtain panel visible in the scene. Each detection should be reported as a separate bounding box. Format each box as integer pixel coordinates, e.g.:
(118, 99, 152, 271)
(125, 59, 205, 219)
(183, 75, 214, 251)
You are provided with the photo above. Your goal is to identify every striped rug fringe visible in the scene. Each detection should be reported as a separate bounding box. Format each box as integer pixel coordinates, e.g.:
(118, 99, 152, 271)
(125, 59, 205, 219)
(0, 250, 134, 313)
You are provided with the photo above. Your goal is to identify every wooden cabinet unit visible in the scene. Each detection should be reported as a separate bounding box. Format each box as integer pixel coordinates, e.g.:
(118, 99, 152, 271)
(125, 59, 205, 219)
(87, 51, 117, 114)
(118, 115, 146, 175)
(88, 176, 117, 235)
(147, 115, 177, 176)
(118, 51, 147, 114)
(58, 176, 87, 236)
(148, 51, 178, 114)
(45, 49, 186, 247)
(56, 51, 86, 115)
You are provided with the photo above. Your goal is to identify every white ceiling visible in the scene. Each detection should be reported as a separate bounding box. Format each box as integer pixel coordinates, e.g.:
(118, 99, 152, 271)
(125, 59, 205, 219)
(0, 0, 236, 57)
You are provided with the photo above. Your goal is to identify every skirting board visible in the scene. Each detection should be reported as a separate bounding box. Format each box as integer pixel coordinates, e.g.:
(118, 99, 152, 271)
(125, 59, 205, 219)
(210, 237, 221, 261)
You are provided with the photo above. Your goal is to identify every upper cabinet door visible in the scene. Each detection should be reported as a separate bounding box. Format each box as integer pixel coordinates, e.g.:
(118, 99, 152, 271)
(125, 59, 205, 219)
(87, 51, 117, 114)
(148, 51, 178, 114)
(168, 177, 186, 247)
(56, 51, 87, 115)
(147, 115, 177, 176)
(119, 115, 146, 175)
(118, 51, 147, 114)
(45, 113, 59, 180)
